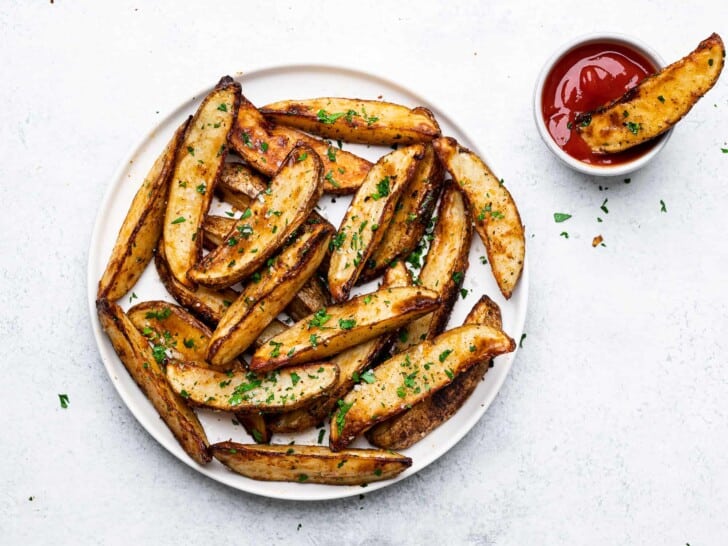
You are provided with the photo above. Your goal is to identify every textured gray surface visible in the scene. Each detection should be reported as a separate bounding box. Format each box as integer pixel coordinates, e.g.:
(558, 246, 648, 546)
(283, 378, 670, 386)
(1, 1, 727, 544)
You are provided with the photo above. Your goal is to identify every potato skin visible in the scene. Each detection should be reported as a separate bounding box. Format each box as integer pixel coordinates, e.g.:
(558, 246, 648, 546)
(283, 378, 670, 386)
(96, 299, 210, 464)
(98, 118, 188, 302)
(578, 33, 725, 153)
(367, 296, 502, 450)
(211, 442, 411, 485)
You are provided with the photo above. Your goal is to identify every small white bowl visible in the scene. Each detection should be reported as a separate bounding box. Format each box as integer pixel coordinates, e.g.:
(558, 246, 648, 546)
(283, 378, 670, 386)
(533, 32, 672, 177)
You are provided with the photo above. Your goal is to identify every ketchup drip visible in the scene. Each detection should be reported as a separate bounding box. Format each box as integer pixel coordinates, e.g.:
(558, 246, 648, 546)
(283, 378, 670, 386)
(542, 42, 658, 166)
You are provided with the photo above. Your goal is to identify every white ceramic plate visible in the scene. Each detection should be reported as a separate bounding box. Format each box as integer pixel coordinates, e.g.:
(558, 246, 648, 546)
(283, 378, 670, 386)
(88, 65, 528, 501)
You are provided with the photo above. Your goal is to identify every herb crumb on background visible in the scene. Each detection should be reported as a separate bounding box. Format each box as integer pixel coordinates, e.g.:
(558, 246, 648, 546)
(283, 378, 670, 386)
(553, 212, 571, 223)
(660, 199, 667, 212)
(58, 394, 69, 409)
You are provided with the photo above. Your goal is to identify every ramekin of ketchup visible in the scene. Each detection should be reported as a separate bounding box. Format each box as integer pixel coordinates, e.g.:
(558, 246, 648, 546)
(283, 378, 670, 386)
(534, 33, 671, 176)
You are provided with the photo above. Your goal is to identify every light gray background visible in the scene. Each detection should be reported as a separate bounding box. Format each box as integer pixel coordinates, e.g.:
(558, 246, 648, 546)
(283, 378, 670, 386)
(2, 1, 727, 544)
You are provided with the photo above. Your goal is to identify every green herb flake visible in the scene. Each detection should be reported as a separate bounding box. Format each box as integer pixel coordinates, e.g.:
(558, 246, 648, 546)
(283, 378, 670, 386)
(600, 199, 609, 214)
(183, 338, 195, 349)
(58, 394, 69, 409)
(625, 121, 640, 135)
(560, 231, 569, 239)
(217, 103, 228, 112)
(519, 333, 527, 348)
(326, 146, 337, 162)
(317, 109, 347, 124)
(553, 212, 572, 223)
(444, 369, 454, 380)
(269, 340, 283, 358)
(335, 399, 354, 434)
(338, 318, 356, 330)
(363, 295, 372, 305)
(186, 146, 195, 156)
(658, 95, 666, 103)
(309, 334, 319, 347)
(370, 177, 390, 200)
(297, 152, 308, 161)
(360, 370, 376, 384)
(171, 216, 186, 224)
(660, 199, 667, 213)
(290, 372, 301, 386)
(439, 349, 453, 363)
(308, 308, 332, 329)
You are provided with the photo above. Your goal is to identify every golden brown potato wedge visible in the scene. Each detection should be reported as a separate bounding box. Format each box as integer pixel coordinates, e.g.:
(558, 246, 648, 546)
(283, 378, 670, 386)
(329, 323, 515, 450)
(215, 162, 268, 209)
(165, 360, 337, 412)
(96, 299, 210, 464)
(189, 144, 323, 288)
(434, 137, 525, 300)
(206, 223, 332, 367)
(250, 286, 440, 372)
(97, 119, 189, 301)
(215, 162, 337, 273)
(235, 412, 271, 444)
(155, 241, 238, 327)
(392, 183, 472, 352)
(267, 262, 411, 434)
(202, 214, 331, 322)
(577, 33, 725, 153)
(260, 97, 441, 146)
(211, 442, 411, 485)
(229, 93, 371, 194)
(367, 295, 502, 449)
(127, 300, 243, 371)
(328, 144, 424, 302)
(359, 144, 444, 282)
(163, 76, 240, 288)
(253, 319, 290, 348)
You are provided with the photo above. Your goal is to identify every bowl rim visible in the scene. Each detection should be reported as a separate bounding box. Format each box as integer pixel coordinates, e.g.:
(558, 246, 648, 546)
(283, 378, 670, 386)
(533, 31, 672, 177)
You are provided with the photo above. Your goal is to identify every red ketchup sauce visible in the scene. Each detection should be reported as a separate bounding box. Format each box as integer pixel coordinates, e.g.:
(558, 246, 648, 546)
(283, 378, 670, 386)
(542, 42, 658, 165)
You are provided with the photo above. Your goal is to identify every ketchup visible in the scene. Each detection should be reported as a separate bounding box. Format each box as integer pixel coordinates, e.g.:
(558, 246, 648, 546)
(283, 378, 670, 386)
(542, 42, 658, 165)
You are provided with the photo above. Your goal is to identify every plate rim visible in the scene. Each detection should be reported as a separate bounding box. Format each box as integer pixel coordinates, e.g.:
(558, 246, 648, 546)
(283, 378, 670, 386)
(87, 62, 529, 501)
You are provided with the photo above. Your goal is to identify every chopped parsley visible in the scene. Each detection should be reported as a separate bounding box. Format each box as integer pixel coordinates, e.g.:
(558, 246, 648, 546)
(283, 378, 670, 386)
(560, 231, 569, 239)
(660, 199, 667, 213)
(335, 399, 354, 434)
(360, 370, 376, 384)
(370, 177, 390, 200)
(600, 199, 609, 214)
(625, 121, 641, 135)
(290, 372, 301, 386)
(58, 394, 69, 409)
(439, 349, 453, 362)
(308, 308, 332, 329)
(316, 109, 347, 124)
(217, 103, 228, 112)
(145, 307, 171, 320)
(519, 333, 527, 348)
(338, 318, 356, 330)
(196, 183, 206, 195)
(269, 340, 283, 358)
(183, 338, 195, 349)
(170, 216, 186, 224)
(553, 212, 571, 223)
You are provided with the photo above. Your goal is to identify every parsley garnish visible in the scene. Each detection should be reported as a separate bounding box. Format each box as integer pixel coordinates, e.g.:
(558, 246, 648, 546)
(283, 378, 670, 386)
(58, 394, 69, 409)
(625, 121, 640, 135)
(600, 199, 609, 214)
(290, 372, 301, 386)
(170, 216, 186, 224)
(269, 340, 283, 357)
(335, 399, 354, 434)
(217, 103, 228, 112)
(370, 177, 390, 200)
(308, 308, 332, 329)
(338, 318, 356, 330)
(316, 109, 347, 124)
(553, 213, 571, 223)
(660, 199, 667, 213)
(439, 349, 453, 362)
(145, 307, 171, 320)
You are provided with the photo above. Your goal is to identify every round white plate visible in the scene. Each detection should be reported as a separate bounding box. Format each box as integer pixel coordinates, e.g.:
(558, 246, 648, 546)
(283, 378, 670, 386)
(88, 65, 528, 501)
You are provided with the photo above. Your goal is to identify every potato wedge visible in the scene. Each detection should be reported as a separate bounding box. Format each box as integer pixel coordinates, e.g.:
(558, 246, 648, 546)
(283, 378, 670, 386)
(127, 300, 243, 371)
(392, 183, 472, 352)
(155, 240, 238, 327)
(260, 97, 441, 146)
(434, 137, 525, 300)
(235, 412, 271, 444)
(211, 442, 411, 485)
(577, 33, 725, 153)
(207, 223, 332, 367)
(202, 214, 331, 322)
(163, 76, 240, 287)
(367, 296, 502, 449)
(267, 262, 411, 434)
(329, 324, 515, 450)
(360, 144, 444, 282)
(189, 144, 323, 288)
(328, 144, 425, 302)
(96, 299, 210, 464)
(250, 286, 440, 372)
(216, 162, 268, 209)
(229, 93, 371, 194)
(165, 360, 337, 412)
(98, 119, 189, 301)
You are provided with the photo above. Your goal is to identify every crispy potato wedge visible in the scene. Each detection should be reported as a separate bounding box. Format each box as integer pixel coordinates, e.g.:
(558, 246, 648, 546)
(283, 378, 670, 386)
(268, 262, 411, 434)
(328, 144, 424, 302)
(202, 214, 331, 322)
(260, 97, 441, 146)
(163, 76, 240, 287)
(211, 442, 411, 485)
(250, 286, 440, 372)
(329, 324, 515, 450)
(577, 33, 725, 153)
(155, 241, 238, 327)
(189, 144, 323, 288)
(360, 144, 444, 282)
(367, 296, 502, 449)
(434, 137, 525, 300)
(215, 162, 336, 273)
(235, 412, 271, 444)
(229, 94, 371, 194)
(127, 300, 242, 371)
(96, 299, 210, 464)
(207, 223, 332, 366)
(98, 119, 189, 301)
(216, 162, 268, 209)
(253, 319, 290, 348)
(165, 360, 337, 412)
(392, 183, 472, 352)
